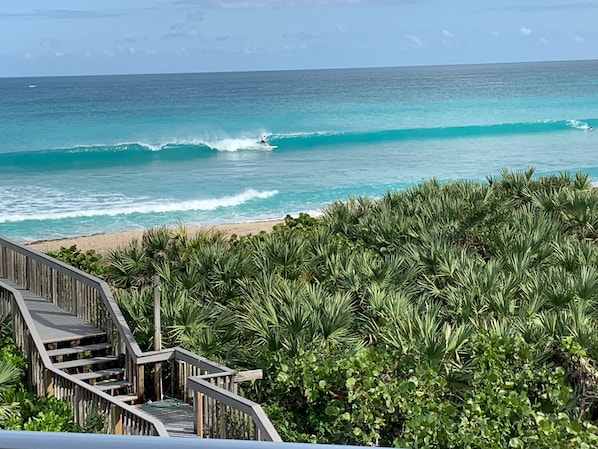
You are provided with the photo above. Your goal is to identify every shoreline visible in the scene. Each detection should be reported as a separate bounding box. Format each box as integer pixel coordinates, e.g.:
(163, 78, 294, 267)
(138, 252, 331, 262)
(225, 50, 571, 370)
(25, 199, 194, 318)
(25, 219, 284, 254)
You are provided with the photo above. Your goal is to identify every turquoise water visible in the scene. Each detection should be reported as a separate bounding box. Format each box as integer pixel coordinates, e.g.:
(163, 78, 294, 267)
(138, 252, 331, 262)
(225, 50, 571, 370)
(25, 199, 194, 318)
(1, 60, 597, 242)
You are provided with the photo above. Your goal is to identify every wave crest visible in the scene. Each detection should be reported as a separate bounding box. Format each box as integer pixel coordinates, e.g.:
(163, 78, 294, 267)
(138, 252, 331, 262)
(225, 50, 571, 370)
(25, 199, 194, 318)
(2, 119, 595, 170)
(0, 188, 278, 223)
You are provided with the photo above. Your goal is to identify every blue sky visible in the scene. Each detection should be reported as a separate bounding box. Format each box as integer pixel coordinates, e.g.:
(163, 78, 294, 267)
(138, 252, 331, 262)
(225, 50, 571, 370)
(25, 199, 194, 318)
(1, 1, 596, 77)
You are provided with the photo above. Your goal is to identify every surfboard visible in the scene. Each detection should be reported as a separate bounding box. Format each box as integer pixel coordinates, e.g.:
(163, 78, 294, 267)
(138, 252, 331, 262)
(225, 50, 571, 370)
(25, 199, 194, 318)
(261, 144, 278, 150)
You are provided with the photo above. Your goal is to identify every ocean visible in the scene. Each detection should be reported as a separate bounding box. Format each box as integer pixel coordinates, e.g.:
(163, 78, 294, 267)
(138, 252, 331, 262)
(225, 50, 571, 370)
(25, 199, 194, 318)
(1, 59, 597, 243)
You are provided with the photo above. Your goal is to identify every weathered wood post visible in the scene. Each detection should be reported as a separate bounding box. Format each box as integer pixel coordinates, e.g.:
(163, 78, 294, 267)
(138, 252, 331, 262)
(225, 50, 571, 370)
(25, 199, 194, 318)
(45, 369, 54, 397)
(195, 389, 203, 437)
(153, 275, 162, 401)
(111, 403, 123, 434)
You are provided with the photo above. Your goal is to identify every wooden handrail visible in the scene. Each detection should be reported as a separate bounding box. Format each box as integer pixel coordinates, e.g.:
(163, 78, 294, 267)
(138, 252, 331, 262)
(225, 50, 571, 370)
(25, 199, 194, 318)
(173, 347, 236, 374)
(188, 377, 281, 441)
(135, 347, 235, 375)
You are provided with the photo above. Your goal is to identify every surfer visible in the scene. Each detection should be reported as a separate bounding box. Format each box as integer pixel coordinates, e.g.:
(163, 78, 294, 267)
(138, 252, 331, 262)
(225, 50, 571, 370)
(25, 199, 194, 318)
(258, 134, 277, 150)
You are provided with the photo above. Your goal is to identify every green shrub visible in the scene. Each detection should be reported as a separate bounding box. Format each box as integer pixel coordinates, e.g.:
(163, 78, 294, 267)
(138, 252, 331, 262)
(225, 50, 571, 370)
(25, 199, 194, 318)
(260, 336, 598, 448)
(46, 245, 106, 276)
(0, 315, 77, 432)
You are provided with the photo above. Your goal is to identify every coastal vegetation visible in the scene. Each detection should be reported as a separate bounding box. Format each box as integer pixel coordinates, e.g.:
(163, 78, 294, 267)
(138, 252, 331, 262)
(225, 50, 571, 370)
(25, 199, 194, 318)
(50, 168, 598, 447)
(0, 312, 86, 432)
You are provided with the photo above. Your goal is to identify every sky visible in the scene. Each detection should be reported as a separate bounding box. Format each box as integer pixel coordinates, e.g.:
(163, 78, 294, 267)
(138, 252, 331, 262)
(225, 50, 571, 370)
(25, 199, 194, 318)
(0, 1, 597, 77)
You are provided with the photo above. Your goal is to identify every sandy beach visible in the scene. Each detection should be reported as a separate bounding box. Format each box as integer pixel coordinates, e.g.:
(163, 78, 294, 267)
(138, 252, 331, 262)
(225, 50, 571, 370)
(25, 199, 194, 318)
(25, 219, 283, 254)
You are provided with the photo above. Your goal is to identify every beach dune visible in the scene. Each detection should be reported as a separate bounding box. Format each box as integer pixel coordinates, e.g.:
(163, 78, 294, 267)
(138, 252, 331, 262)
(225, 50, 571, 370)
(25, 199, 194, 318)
(25, 219, 283, 254)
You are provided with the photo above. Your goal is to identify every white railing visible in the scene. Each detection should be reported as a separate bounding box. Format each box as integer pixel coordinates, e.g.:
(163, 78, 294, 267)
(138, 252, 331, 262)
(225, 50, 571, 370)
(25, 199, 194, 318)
(0, 431, 386, 449)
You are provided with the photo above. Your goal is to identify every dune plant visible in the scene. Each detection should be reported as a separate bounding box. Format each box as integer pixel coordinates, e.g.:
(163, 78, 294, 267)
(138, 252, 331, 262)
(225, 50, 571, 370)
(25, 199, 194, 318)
(98, 169, 598, 447)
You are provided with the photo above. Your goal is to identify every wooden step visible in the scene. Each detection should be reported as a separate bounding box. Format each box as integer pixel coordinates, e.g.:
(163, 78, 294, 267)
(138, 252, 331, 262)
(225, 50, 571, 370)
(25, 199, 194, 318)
(114, 394, 138, 404)
(72, 367, 125, 381)
(42, 330, 107, 345)
(94, 379, 132, 392)
(53, 355, 118, 370)
(46, 342, 112, 357)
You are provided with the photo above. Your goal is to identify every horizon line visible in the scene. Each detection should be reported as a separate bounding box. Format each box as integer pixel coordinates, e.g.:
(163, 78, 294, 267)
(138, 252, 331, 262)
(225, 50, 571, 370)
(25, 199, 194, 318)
(1, 57, 596, 80)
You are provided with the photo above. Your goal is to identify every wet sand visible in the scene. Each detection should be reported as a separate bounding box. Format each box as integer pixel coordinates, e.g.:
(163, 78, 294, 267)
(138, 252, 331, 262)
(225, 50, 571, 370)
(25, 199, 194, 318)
(25, 219, 283, 254)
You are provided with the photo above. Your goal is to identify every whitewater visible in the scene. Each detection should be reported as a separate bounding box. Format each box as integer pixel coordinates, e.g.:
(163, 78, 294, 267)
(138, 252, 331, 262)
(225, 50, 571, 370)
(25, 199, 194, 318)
(0, 60, 597, 242)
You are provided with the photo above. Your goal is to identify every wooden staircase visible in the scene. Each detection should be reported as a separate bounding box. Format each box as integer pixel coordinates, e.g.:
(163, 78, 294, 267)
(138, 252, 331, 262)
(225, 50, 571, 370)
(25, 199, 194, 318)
(1, 235, 282, 440)
(46, 333, 138, 404)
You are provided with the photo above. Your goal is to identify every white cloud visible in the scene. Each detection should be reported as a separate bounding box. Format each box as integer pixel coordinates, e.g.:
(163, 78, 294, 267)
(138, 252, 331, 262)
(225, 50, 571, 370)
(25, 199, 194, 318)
(539, 37, 549, 44)
(406, 34, 423, 46)
(442, 29, 454, 45)
(520, 27, 532, 36)
(574, 34, 584, 43)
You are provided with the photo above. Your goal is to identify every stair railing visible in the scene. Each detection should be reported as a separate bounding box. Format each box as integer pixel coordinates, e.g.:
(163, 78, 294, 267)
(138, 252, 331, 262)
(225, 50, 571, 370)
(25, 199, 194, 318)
(0, 236, 142, 389)
(0, 281, 168, 435)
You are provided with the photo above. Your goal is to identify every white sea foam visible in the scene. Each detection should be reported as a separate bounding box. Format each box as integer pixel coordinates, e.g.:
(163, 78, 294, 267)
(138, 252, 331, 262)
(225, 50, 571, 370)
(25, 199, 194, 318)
(276, 131, 334, 138)
(206, 137, 273, 152)
(567, 119, 592, 130)
(125, 133, 275, 152)
(0, 188, 278, 223)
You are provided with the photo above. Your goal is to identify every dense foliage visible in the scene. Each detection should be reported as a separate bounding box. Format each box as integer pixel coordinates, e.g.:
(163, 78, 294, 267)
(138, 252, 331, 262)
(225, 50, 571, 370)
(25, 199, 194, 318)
(58, 169, 598, 447)
(46, 245, 106, 277)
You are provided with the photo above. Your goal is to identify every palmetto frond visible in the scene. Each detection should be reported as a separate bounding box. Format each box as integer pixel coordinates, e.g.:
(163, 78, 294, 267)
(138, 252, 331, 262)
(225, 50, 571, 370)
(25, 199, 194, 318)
(566, 300, 598, 349)
(164, 291, 239, 359)
(0, 360, 21, 394)
(0, 313, 21, 422)
(113, 287, 154, 349)
(365, 295, 471, 373)
(240, 279, 359, 356)
(107, 240, 151, 288)
(0, 360, 21, 421)
(488, 167, 536, 205)
(141, 226, 172, 264)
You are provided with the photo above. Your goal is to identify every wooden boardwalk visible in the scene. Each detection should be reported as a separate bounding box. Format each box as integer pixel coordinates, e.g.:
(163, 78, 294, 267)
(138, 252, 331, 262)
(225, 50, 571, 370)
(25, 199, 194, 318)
(137, 402, 196, 438)
(1, 277, 197, 437)
(1, 279, 104, 343)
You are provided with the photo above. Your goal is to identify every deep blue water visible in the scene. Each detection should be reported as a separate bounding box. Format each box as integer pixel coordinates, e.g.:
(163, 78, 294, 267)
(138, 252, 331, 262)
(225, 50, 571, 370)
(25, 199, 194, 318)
(1, 60, 597, 242)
